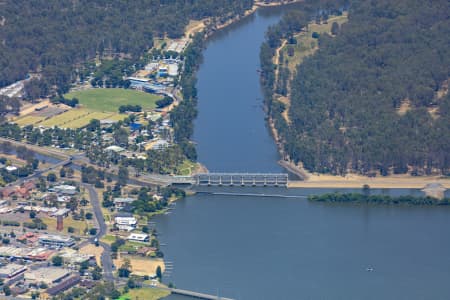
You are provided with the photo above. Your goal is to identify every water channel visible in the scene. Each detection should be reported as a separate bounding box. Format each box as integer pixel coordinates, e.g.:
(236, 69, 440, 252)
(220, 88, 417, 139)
(157, 5, 450, 300)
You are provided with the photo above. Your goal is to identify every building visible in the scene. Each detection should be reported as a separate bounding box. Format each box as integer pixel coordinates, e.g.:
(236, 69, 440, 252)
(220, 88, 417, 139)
(52, 208, 71, 218)
(46, 274, 81, 296)
(105, 145, 125, 153)
(127, 233, 149, 243)
(127, 77, 150, 89)
(114, 197, 135, 209)
(50, 185, 77, 195)
(168, 63, 179, 77)
(114, 216, 137, 231)
(158, 65, 169, 77)
(5, 166, 18, 172)
(0, 246, 54, 261)
(25, 267, 71, 285)
(0, 263, 27, 279)
(152, 139, 169, 150)
(38, 234, 75, 248)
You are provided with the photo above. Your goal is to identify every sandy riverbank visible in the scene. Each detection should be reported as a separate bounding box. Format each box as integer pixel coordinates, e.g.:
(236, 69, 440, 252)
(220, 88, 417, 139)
(289, 174, 450, 189)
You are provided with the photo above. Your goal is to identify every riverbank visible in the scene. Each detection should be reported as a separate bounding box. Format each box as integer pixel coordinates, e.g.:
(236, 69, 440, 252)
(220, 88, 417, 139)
(289, 174, 450, 189)
(202, 0, 304, 39)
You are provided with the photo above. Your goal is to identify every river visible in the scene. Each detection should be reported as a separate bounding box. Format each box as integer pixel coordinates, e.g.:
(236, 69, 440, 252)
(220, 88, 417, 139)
(156, 5, 450, 300)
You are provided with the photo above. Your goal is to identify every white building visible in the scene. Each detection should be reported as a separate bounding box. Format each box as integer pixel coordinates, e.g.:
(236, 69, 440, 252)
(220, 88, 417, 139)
(51, 185, 77, 195)
(5, 166, 18, 172)
(114, 198, 135, 209)
(39, 234, 75, 248)
(115, 216, 137, 231)
(127, 233, 149, 243)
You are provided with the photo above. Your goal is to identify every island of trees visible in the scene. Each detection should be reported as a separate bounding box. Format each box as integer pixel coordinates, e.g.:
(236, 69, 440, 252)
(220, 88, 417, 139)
(308, 193, 450, 206)
(261, 0, 450, 177)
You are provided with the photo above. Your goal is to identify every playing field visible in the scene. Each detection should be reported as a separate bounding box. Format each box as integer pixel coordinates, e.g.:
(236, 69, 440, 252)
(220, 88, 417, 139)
(65, 88, 161, 112)
(37, 108, 125, 129)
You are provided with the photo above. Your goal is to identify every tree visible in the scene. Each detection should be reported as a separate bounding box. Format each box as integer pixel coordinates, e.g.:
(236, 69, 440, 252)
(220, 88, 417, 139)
(29, 211, 36, 219)
(66, 167, 74, 178)
(331, 21, 339, 35)
(52, 255, 63, 266)
(92, 266, 102, 280)
(156, 265, 162, 281)
(118, 258, 132, 278)
(113, 128, 129, 146)
(89, 228, 97, 235)
(85, 212, 93, 220)
(118, 166, 129, 186)
(3, 286, 11, 296)
(59, 167, 66, 178)
(68, 226, 75, 233)
(47, 172, 57, 182)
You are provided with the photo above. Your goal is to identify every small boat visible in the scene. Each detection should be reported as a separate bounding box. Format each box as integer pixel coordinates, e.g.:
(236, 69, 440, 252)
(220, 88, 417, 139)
(366, 267, 374, 272)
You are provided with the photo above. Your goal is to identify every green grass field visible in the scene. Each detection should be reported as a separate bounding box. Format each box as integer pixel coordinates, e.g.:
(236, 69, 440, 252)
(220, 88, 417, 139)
(65, 88, 161, 112)
(119, 288, 170, 300)
(281, 14, 348, 73)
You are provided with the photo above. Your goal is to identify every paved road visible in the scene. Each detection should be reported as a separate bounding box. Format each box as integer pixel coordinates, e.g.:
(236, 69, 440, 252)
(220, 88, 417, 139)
(85, 183, 114, 282)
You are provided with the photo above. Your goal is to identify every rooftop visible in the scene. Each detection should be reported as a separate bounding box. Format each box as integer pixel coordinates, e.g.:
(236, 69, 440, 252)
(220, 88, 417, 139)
(127, 233, 149, 241)
(0, 263, 27, 277)
(25, 267, 71, 284)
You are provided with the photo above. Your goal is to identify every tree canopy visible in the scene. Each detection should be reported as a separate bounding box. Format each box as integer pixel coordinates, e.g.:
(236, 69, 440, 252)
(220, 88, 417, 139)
(262, 0, 450, 176)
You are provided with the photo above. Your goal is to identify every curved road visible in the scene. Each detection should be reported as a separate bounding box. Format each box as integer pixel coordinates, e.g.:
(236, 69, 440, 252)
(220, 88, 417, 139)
(85, 184, 114, 282)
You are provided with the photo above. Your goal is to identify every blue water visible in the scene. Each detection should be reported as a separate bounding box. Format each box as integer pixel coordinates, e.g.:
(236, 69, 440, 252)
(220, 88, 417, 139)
(160, 5, 450, 300)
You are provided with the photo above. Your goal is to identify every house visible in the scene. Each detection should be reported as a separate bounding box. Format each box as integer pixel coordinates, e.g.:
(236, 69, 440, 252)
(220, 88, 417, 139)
(5, 166, 18, 172)
(152, 139, 169, 150)
(50, 185, 77, 195)
(52, 208, 71, 218)
(113, 197, 135, 209)
(16, 187, 30, 198)
(105, 145, 125, 153)
(114, 216, 137, 231)
(1, 187, 16, 198)
(127, 233, 149, 243)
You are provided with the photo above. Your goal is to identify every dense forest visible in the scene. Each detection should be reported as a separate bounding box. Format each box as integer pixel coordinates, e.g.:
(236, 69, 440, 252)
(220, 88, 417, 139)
(0, 0, 253, 93)
(262, 0, 450, 176)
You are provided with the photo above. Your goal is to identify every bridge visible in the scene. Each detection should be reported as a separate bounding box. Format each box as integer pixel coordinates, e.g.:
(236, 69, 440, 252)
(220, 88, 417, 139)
(193, 173, 288, 187)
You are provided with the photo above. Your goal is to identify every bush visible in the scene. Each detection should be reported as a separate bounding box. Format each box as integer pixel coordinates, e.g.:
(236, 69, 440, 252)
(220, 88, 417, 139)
(2, 220, 20, 226)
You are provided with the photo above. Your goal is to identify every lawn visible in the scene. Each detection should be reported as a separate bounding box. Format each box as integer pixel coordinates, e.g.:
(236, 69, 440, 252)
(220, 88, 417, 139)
(40, 108, 92, 127)
(14, 115, 45, 126)
(281, 13, 348, 73)
(177, 160, 197, 176)
(119, 288, 170, 300)
(65, 88, 161, 112)
(41, 216, 88, 235)
(39, 108, 125, 129)
(100, 234, 117, 245)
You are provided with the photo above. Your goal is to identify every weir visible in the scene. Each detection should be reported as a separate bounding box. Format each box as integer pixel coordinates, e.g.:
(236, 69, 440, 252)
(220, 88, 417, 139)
(194, 173, 288, 187)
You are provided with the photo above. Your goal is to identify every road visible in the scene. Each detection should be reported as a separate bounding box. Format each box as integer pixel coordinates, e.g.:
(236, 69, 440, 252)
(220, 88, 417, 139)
(84, 183, 114, 282)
